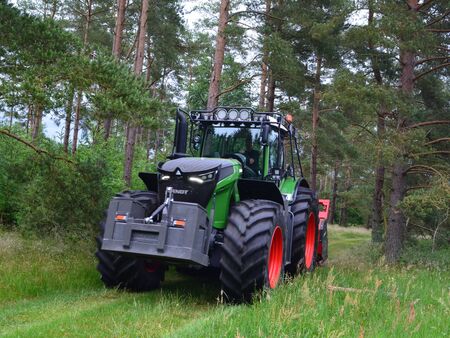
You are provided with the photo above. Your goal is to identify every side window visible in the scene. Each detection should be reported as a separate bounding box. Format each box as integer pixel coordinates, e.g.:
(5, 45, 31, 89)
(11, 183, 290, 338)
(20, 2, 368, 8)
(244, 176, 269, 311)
(268, 131, 282, 169)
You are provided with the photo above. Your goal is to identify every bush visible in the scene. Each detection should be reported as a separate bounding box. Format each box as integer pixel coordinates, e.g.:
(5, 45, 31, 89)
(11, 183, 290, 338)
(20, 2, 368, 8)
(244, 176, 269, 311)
(0, 130, 137, 236)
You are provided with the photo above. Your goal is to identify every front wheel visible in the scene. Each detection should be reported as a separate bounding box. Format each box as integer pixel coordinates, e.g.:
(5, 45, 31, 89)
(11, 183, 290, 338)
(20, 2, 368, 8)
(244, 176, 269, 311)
(95, 191, 165, 292)
(220, 200, 286, 303)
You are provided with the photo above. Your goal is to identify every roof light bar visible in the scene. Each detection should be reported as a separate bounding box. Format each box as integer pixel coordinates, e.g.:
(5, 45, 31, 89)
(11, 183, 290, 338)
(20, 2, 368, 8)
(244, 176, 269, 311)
(189, 107, 292, 128)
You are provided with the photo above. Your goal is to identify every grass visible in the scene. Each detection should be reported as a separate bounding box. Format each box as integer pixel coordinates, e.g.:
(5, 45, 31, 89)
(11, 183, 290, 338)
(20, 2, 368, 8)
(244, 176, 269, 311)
(0, 226, 448, 337)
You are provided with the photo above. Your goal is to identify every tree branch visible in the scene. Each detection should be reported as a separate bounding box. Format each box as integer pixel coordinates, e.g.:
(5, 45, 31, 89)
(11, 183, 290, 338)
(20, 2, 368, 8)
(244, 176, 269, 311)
(425, 137, 450, 145)
(427, 28, 450, 33)
(426, 9, 450, 27)
(125, 33, 138, 60)
(415, 56, 449, 66)
(216, 75, 259, 99)
(405, 165, 443, 177)
(412, 150, 450, 156)
(417, 0, 434, 11)
(351, 123, 376, 138)
(0, 129, 74, 163)
(318, 108, 339, 114)
(409, 120, 450, 129)
(406, 185, 432, 192)
(228, 10, 283, 22)
(414, 62, 450, 81)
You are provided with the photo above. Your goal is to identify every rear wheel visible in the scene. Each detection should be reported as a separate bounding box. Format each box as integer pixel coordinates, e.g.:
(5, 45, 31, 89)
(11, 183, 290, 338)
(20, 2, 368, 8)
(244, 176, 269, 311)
(287, 187, 319, 275)
(95, 190, 165, 291)
(220, 200, 285, 303)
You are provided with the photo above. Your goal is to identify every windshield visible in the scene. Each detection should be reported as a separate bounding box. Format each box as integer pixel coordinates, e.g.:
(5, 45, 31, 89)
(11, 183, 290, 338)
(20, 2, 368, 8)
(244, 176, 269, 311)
(201, 125, 278, 177)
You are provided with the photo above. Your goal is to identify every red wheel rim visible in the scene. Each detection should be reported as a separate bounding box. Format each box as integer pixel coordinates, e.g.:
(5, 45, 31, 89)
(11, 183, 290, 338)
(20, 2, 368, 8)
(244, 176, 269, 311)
(268, 226, 283, 289)
(304, 213, 316, 270)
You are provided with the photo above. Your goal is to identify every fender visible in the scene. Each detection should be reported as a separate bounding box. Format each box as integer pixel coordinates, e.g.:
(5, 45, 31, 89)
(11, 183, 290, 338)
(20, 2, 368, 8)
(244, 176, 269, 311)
(237, 179, 285, 209)
(292, 177, 314, 201)
(139, 172, 158, 192)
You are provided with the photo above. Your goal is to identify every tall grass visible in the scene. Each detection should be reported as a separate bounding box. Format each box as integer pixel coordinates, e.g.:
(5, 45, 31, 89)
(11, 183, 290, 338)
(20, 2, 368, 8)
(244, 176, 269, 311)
(0, 226, 448, 337)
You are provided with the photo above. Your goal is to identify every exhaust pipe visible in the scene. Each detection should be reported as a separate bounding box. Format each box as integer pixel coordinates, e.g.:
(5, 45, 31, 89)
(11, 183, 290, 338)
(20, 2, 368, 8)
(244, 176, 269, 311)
(172, 108, 188, 157)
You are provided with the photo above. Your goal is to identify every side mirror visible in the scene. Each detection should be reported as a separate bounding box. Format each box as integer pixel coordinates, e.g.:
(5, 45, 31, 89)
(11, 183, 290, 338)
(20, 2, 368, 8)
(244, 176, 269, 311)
(261, 123, 270, 145)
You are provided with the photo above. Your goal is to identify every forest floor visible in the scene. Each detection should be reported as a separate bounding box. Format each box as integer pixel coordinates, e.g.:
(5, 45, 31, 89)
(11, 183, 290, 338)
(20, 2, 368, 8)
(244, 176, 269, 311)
(0, 225, 448, 337)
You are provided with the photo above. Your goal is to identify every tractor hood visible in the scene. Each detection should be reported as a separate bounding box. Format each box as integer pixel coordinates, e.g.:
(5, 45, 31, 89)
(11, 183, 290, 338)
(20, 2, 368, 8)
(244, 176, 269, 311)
(157, 157, 238, 208)
(158, 157, 236, 180)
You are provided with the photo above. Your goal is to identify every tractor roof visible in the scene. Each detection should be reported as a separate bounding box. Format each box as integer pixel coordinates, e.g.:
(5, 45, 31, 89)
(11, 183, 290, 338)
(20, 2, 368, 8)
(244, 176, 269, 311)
(189, 107, 290, 132)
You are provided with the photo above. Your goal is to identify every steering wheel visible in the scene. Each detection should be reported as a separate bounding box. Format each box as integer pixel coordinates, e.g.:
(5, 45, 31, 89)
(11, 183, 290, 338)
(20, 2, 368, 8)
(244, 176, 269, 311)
(224, 153, 257, 178)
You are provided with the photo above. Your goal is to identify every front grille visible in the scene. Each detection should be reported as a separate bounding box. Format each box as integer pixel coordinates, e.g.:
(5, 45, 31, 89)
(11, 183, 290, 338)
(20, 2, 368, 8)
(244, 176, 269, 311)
(158, 175, 217, 208)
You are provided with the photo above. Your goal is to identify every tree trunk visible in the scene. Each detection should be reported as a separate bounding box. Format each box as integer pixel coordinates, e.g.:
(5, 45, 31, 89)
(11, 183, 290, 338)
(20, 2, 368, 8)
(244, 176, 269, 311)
(72, 91, 82, 155)
(385, 162, 407, 263)
(266, 69, 275, 111)
(339, 164, 351, 226)
(258, 0, 271, 110)
(310, 55, 322, 192)
(259, 60, 268, 110)
(104, 0, 127, 140)
(123, 0, 148, 187)
(50, 0, 58, 19)
(63, 86, 74, 153)
(329, 161, 339, 224)
(72, 1, 92, 155)
(9, 107, 14, 130)
(31, 105, 42, 143)
(26, 106, 31, 135)
(112, 0, 126, 58)
(82, 0, 92, 46)
(385, 0, 418, 262)
(153, 129, 160, 161)
(206, 0, 229, 109)
(146, 129, 152, 161)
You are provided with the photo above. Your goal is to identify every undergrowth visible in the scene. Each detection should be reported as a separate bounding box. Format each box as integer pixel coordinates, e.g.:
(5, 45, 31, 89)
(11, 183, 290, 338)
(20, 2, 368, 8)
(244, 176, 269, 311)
(0, 226, 448, 337)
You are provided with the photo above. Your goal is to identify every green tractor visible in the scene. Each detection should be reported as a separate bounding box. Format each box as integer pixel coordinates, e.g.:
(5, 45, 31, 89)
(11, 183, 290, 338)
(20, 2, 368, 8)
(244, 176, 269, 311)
(96, 107, 328, 302)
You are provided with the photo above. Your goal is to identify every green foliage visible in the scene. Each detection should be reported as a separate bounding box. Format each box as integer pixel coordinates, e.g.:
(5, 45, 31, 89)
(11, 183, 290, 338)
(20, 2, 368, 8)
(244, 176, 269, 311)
(0, 129, 119, 234)
(400, 238, 450, 269)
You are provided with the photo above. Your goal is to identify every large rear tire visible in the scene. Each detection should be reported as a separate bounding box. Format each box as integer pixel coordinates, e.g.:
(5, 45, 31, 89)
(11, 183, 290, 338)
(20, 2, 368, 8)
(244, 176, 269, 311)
(287, 187, 319, 275)
(95, 191, 165, 292)
(220, 200, 285, 303)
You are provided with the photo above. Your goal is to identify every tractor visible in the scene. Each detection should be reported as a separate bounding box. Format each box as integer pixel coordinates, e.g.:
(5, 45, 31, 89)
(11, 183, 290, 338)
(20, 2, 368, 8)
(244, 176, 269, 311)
(96, 107, 328, 302)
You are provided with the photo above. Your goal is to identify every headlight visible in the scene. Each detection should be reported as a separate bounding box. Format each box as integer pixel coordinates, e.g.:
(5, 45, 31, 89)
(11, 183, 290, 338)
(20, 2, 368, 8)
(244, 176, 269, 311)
(228, 109, 238, 120)
(239, 109, 250, 120)
(189, 171, 216, 184)
(161, 175, 170, 180)
(216, 109, 227, 119)
(188, 177, 204, 184)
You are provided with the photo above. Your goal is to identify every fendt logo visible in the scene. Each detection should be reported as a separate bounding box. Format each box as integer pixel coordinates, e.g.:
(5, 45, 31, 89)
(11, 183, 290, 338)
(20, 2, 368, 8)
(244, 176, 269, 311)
(172, 189, 189, 195)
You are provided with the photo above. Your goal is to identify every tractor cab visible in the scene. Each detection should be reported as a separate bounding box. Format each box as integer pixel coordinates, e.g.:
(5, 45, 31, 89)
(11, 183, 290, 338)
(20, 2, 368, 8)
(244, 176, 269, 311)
(172, 107, 303, 185)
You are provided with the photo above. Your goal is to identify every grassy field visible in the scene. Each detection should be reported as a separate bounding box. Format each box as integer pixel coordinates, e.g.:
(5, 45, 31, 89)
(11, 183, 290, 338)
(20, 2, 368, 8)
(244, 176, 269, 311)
(0, 226, 448, 337)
